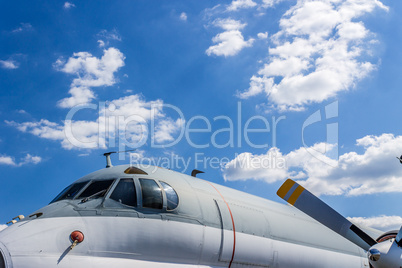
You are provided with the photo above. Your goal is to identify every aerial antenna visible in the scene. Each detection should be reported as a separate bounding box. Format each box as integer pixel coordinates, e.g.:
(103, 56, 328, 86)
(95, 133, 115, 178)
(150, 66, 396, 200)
(103, 150, 136, 168)
(191, 169, 204, 177)
(397, 155, 402, 164)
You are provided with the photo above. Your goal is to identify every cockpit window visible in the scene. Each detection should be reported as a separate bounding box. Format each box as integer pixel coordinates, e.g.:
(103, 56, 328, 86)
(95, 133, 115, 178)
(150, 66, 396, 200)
(139, 179, 163, 209)
(51, 181, 88, 203)
(110, 178, 137, 207)
(160, 181, 179, 210)
(77, 180, 114, 199)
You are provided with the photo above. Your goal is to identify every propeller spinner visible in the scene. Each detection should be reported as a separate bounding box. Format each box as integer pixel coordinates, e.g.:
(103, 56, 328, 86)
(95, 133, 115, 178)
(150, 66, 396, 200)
(277, 179, 402, 268)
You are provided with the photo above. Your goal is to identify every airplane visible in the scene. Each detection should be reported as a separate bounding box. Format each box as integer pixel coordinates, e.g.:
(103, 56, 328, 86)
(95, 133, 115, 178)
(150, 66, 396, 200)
(0, 153, 400, 268)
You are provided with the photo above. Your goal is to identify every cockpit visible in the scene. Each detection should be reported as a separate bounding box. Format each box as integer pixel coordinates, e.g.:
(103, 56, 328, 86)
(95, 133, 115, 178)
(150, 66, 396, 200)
(50, 167, 179, 212)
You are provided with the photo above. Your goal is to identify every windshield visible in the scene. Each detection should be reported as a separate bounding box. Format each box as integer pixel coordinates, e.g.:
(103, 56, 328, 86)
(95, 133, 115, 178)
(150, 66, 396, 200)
(109, 178, 137, 207)
(77, 180, 114, 199)
(50, 181, 88, 203)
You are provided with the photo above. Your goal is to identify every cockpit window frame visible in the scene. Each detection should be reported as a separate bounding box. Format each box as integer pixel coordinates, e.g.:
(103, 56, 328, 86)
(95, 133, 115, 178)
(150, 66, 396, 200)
(50, 181, 90, 204)
(105, 178, 138, 208)
(138, 178, 164, 210)
(76, 179, 115, 200)
(159, 181, 179, 211)
(132, 178, 180, 212)
(52, 175, 180, 213)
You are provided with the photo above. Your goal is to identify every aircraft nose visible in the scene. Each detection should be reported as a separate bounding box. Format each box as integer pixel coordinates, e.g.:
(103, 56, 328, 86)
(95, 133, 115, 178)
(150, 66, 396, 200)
(0, 240, 11, 268)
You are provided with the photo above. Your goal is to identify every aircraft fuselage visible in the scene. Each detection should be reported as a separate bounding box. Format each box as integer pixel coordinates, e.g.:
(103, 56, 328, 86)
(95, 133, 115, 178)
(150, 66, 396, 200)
(0, 165, 381, 267)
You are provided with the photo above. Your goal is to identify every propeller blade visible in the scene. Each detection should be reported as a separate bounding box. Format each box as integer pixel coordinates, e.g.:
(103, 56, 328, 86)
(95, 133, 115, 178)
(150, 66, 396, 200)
(277, 179, 377, 250)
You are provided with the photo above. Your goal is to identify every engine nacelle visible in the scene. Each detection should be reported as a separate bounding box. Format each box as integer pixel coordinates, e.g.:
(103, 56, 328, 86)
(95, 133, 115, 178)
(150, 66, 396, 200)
(376, 230, 398, 243)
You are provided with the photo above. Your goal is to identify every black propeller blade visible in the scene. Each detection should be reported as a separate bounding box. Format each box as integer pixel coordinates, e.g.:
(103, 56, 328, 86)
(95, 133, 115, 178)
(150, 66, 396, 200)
(277, 179, 376, 251)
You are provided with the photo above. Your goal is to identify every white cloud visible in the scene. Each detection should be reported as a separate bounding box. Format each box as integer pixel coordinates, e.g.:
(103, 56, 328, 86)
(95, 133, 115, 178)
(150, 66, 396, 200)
(238, 0, 388, 111)
(348, 216, 402, 232)
(227, 0, 257, 11)
(95, 29, 122, 49)
(0, 153, 42, 167)
(0, 156, 16, 166)
(154, 118, 185, 143)
(58, 87, 95, 108)
(0, 225, 7, 231)
(97, 40, 105, 48)
(63, 2, 75, 9)
(206, 19, 254, 57)
(8, 94, 183, 150)
(223, 147, 289, 183)
(56, 47, 125, 108)
(60, 48, 125, 87)
(257, 32, 268, 39)
(180, 12, 187, 21)
(261, 0, 284, 8)
(212, 18, 247, 31)
(0, 59, 19, 69)
(7, 119, 65, 141)
(206, 31, 255, 57)
(97, 29, 122, 42)
(237, 75, 273, 99)
(22, 154, 42, 165)
(12, 23, 33, 33)
(223, 133, 402, 196)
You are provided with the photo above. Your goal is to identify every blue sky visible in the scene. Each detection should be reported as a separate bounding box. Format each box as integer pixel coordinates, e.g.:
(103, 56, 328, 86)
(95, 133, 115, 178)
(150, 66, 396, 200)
(1, 0, 402, 231)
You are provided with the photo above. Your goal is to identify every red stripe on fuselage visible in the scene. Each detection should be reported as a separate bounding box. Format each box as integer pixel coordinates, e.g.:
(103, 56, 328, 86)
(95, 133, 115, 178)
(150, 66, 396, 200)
(206, 181, 236, 268)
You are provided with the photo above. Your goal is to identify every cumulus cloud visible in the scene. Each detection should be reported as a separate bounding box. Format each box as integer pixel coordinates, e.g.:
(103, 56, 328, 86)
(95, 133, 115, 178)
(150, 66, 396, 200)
(58, 87, 95, 108)
(63, 2, 75, 9)
(56, 47, 125, 108)
(237, 0, 388, 111)
(237, 75, 273, 99)
(0, 156, 16, 166)
(154, 118, 185, 143)
(227, 0, 257, 11)
(0, 59, 19, 69)
(21, 154, 42, 165)
(0, 153, 42, 166)
(261, 0, 285, 8)
(257, 32, 268, 39)
(60, 48, 124, 87)
(206, 18, 254, 57)
(8, 95, 184, 150)
(9, 45, 181, 151)
(348, 216, 402, 232)
(223, 133, 402, 196)
(180, 12, 187, 21)
(224, 147, 290, 183)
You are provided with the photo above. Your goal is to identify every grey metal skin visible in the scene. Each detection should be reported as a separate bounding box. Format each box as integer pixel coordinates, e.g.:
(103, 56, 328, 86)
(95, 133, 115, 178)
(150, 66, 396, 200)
(0, 165, 383, 268)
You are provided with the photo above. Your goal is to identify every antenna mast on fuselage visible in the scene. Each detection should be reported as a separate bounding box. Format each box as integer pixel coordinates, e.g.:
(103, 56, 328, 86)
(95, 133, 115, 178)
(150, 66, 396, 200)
(103, 150, 136, 168)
